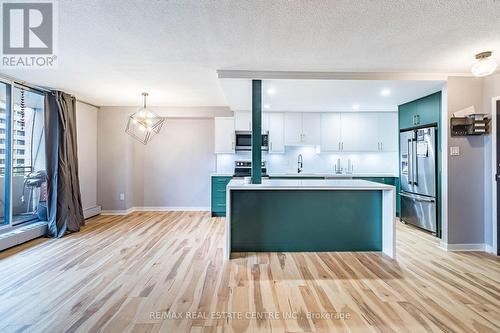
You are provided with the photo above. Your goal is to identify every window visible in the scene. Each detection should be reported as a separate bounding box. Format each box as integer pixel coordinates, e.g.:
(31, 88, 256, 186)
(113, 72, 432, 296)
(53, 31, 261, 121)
(0, 85, 46, 227)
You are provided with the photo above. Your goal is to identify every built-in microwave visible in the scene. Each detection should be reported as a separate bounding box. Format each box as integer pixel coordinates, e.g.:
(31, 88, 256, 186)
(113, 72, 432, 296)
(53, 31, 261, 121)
(235, 131, 269, 151)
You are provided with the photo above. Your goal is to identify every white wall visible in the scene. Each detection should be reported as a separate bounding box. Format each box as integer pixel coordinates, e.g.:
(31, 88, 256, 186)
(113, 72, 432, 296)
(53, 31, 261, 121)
(76, 101, 100, 218)
(97, 106, 231, 212)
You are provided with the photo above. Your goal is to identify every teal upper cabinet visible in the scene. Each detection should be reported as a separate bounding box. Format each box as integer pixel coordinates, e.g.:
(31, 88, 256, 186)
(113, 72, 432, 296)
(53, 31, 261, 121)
(416, 92, 441, 126)
(399, 92, 441, 129)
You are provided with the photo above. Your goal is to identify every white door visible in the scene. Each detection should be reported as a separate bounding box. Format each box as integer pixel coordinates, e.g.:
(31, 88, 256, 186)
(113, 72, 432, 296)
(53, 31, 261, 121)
(377, 113, 398, 152)
(301, 113, 321, 145)
(214, 117, 235, 153)
(284, 113, 302, 145)
(320, 113, 342, 151)
(268, 113, 284, 153)
(340, 113, 379, 151)
(234, 111, 251, 131)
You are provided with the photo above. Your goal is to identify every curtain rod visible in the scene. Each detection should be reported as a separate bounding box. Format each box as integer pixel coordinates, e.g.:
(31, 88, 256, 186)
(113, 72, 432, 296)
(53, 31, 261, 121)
(0, 73, 100, 108)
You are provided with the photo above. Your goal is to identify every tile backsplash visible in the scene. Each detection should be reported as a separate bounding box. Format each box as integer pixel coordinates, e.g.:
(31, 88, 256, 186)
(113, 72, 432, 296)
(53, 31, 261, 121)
(216, 146, 398, 175)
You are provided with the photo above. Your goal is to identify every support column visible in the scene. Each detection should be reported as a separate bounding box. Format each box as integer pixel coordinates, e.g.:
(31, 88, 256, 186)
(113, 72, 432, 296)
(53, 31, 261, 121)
(251, 80, 262, 184)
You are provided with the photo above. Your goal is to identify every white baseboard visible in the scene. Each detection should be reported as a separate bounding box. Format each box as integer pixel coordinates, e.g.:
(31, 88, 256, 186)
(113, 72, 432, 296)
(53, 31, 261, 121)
(440, 241, 487, 252)
(83, 205, 101, 219)
(100, 206, 210, 215)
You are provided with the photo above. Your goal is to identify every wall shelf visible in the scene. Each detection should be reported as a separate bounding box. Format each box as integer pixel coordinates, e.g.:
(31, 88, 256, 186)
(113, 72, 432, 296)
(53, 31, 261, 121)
(450, 115, 490, 136)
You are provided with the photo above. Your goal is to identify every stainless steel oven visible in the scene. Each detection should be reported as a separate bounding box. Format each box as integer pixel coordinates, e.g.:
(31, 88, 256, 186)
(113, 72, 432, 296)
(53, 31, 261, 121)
(235, 131, 269, 151)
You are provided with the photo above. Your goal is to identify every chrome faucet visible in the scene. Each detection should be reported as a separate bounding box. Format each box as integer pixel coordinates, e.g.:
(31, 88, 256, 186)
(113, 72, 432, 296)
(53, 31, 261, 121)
(297, 154, 303, 173)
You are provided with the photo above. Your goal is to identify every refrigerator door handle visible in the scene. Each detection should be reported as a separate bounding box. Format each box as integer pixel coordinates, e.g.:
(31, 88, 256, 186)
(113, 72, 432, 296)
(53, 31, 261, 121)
(400, 192, 435, 202)
(413, 138, 418, 186)
(407, 139, 413, 185)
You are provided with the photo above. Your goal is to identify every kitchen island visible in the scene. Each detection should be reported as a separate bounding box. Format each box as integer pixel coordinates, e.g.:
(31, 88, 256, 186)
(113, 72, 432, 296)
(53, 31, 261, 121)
(225, 178, 395, 260)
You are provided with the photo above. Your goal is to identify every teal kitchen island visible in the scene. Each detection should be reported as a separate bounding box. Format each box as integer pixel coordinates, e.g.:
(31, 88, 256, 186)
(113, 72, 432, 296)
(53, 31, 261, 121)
(225, 179, 395, 260)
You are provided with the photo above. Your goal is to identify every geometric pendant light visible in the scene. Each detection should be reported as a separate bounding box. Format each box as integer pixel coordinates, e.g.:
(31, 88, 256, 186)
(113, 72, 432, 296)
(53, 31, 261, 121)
(125, 92, 165, 144)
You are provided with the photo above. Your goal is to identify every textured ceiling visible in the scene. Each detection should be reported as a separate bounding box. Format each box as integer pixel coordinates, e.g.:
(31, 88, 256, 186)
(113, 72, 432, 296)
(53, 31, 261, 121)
(1, 0, 499, 106)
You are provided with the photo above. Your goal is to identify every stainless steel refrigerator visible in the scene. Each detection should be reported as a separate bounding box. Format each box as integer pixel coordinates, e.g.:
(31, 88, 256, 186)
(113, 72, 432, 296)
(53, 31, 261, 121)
(400, 126, 437, 234)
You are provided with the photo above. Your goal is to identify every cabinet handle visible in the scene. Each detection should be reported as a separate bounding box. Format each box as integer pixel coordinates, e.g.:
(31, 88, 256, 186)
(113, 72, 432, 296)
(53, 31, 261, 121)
(249, 122, 251, 130)
(270, 142, 273, 150)
(232, 142, 235, 150)
(381, 142, 383, 151)
(338, 142, 341, 151)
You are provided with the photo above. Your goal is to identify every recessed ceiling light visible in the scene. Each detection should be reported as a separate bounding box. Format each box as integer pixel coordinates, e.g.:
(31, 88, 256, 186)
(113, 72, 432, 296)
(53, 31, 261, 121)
(471, 51, 498, 77)
(266, 87, 276, 95)
(381, 89, 391, 96)
(264, 104, 270, 109)
(352, 104, 360, 110)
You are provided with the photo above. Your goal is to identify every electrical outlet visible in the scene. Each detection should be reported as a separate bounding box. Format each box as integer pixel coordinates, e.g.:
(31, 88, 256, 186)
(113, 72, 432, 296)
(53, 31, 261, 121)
(450, 146, 460, 156)
(119, 193, 125, 201)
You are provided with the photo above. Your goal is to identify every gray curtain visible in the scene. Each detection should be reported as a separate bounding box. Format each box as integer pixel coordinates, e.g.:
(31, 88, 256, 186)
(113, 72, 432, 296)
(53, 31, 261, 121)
(45, 91, 84, 238)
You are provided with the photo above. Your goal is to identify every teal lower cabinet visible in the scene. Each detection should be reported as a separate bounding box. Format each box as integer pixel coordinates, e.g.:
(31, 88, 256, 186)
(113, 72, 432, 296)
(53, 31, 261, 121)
(355, 177, 400, 217)
(211, 176, 232, 217)
(230, 190, 382, 252)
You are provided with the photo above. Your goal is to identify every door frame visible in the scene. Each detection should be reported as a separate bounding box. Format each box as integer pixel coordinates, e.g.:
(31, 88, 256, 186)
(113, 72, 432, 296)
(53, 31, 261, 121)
(492, 96, 500, 255)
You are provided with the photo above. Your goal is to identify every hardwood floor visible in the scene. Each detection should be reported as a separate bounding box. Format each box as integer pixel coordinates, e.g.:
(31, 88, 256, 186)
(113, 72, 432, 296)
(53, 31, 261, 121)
(0, 212, 499, 333)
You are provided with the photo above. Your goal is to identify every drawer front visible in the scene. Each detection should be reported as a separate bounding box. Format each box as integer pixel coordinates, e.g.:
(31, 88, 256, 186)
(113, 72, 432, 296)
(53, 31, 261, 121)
(211, 176, 231, 215)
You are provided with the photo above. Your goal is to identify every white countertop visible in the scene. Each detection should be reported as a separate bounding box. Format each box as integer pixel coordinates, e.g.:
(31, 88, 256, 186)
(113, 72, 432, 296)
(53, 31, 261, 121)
(227, 178, 395, 190)
(213, 173, 398, 178)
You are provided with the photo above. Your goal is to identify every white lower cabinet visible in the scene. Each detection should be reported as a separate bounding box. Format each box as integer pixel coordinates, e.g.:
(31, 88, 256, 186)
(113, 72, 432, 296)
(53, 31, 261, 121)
(268, 113, 285, 153)
(320, 113, 342, 151)
(214, 117, 235, 153)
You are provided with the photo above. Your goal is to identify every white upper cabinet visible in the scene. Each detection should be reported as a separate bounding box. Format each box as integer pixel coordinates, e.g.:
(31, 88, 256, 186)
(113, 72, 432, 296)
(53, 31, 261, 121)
(284, 113, 303, 145)
(320, 113, 342, 152)
(301, 113, 321, 145)
(340, 113, 379, 152)
(377, 113, 398, 152)
(268, 113, 285, 153)
(284, 113, 321, 145)
(234, 111, 270, 133)
(234, 111, 252, 131)
(214, 117, 235, 153)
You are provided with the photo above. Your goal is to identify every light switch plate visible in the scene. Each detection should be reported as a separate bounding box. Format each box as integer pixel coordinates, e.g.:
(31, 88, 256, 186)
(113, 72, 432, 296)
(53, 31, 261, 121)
(450, 146, 460, 156)
(119, 193, 125, 201)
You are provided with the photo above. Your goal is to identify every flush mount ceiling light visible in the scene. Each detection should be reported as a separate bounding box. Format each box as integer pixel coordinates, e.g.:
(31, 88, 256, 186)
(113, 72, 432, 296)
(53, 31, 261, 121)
(352, 104, 360, 110)
(126, 92, 165, 145)
(266, 87, 276, 95)
(471, 51, 498, 77)
(380, 89, 391, 96)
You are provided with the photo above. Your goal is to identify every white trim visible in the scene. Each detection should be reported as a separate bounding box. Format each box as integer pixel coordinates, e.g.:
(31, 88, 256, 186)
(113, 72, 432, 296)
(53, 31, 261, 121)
(100, 206, 210, 215)
(217, 70, 464, 81)
(0, 222, 47, 251)
(83, 205, 101, 219)
(439, 242, 486, 252)
(134, 207, 210, 212)
(441, 84, 449, 244)
(492, 96, 499, 255)
(485, 244, 496, 254)
(100, 207, 136, 215)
